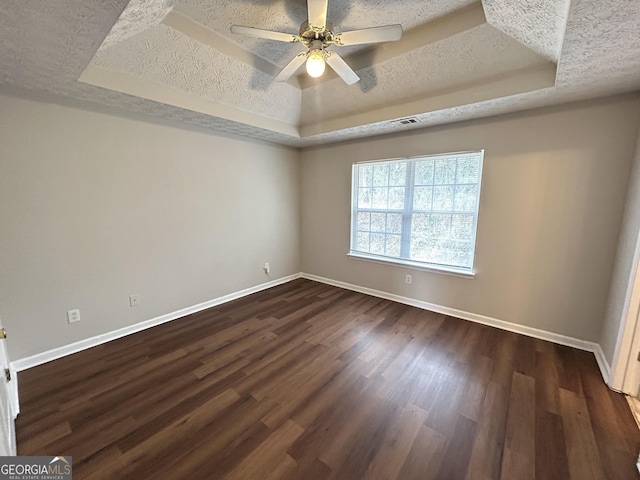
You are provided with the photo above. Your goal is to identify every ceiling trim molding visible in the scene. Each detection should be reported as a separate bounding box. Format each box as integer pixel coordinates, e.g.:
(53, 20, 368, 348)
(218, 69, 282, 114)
(300, 62, 557, 138)
(78, 64, 300, 138)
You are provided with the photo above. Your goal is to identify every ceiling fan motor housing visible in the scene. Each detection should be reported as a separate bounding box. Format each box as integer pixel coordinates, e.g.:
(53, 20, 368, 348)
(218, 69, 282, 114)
(299, 21, 335, 48)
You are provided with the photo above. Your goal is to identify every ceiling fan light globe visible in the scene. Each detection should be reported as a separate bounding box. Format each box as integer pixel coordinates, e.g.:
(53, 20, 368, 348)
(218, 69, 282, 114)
(306, 50, 326, 78)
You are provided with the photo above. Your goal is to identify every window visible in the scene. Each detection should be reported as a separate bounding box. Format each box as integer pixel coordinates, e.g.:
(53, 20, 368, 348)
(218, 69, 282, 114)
(350, 151, 483, 275)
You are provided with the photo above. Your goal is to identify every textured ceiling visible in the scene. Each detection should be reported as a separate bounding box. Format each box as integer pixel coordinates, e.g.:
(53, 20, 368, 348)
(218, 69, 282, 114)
(0, 0, 639, 147)
(174, 0, 476, 66)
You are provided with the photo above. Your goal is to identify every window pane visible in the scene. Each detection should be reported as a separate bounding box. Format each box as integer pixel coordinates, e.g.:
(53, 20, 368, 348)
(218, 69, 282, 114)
(451, 214, 473, 241)
(453, 184, 478, 212)
(356, 232, 369, 251)
(428, 238, 450, 264)
(386, 234, 401, 256)
(415, 159, 434, 185)
(373, 164, 389, 186)
(411, 213, 428, 236)
(389, 163, 406, 186)
(370, 212, 386, 232)
(433, 185, 454, 211)
(411, 237, 448, 264)
(358, 188, 372, 209)
(431, 214, 451, 239)
(447, 240, 472, 267)
(357, 212, 370, 231)
(413, 186, 432, 211)
(456, 157, 480, 183)
(410, 237, 428, 261)
(372, 188, 388, 209)
(370, 233, 385, 254)
(359, 165, 373, 187)
(387, 213, 402, 234)
(434, 158, 456, 184)
(388, 187, 405, 210)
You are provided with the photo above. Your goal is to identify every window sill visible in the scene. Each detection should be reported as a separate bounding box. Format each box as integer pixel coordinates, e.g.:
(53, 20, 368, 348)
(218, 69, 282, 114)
(347, 252, 476, 278)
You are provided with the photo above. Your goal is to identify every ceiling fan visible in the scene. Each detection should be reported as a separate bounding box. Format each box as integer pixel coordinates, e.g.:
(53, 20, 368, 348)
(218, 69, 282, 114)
(230, 0, 403, 85)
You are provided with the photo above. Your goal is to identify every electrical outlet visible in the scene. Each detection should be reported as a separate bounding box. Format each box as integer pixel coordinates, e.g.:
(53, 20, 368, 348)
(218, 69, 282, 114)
(405, 274, 412, 284)
(129, 294, 140, 307)
(67, 309, 81, 324)
(264, 262, 270, 274)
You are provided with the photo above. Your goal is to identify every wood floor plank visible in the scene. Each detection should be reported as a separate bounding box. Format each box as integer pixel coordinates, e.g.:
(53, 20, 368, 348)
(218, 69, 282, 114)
(396, 424, 447, 480)
(423, 356, 467, 435)
(15, 279, 640, 480)
(287, 376, 370, 462)
(362, 404, 429, 480)
(81, 388, 242, 480)
(72, 445, 122, 480)
(289, 357, 367, 429)
(17, 421, 71, 455)
(555, 345, 585, 396)
(115, 369, 245, 454)
(434, 414, 478, 480)
(500, 372, 536, 480)
(465, 381, 510, 480)
(286, 457, 332, 480)
(222, 420, 304, 480)
(458, 355, 493, 422)
(144, 396, 277, 480)
(534, 349, 562, 415)
(535, 408, 570, 480)
(317, 392, 390, 471)
(260, 359, 343, 429)
(559, 387, 607, 480)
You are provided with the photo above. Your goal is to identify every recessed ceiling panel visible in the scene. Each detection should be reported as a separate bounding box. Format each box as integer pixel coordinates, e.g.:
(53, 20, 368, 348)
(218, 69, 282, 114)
(173, 0, 476, 67)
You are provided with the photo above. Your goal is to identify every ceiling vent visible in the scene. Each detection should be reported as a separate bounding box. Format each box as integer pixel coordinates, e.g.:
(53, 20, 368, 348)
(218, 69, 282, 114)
(391, 117, 419, 125)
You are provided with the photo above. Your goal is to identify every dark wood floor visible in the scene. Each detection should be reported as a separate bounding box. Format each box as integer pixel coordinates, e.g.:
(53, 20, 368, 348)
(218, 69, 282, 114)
(16, 279, 640, 479)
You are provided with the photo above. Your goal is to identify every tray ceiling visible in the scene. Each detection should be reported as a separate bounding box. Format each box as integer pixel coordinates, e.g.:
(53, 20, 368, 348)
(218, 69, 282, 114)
(1, 0, 639, 147)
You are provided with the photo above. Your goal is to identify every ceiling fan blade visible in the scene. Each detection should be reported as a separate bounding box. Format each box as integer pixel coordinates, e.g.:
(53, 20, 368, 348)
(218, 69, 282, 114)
(274, 53, 307, 82)
(230, 25, 299, 43)
(335, 24, 403, 46)
(307, 0, 329, 30)
(325, 52, 360, 85)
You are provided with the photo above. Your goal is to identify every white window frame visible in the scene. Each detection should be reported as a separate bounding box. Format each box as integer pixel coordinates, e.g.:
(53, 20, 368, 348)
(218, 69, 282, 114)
(348, 151, 484, 277)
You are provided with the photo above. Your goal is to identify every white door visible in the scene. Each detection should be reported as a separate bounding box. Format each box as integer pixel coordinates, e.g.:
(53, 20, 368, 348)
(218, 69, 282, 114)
(623, 322, 640, 396)
(0, 321, 17, 456)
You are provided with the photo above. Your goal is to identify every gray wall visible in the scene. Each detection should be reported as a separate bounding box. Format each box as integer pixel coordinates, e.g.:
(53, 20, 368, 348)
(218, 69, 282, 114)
(3, 92, 640, 362)
(0, 94, 300, 360)
(300, 95, 640, 342)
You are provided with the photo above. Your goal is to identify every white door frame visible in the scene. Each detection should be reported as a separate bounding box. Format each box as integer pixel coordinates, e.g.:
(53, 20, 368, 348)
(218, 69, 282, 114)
(610, 231, 640, 394)
(0, 321, 17, 456)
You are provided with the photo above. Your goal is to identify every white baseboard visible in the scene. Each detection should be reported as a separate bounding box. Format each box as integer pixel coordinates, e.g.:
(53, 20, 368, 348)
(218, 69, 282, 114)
(300, 273, 601, 355)
(10, 273, 300, 373)
(594, 344, 612, 385)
